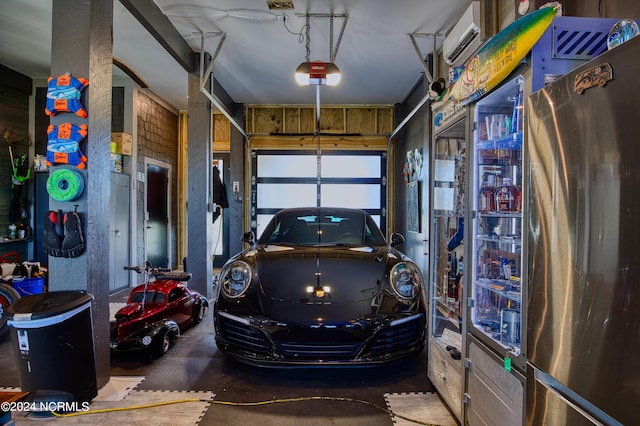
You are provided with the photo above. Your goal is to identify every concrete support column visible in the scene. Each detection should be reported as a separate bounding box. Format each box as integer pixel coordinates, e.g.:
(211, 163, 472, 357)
(186, 56, 214, 299)
(48, 0, 112, 389)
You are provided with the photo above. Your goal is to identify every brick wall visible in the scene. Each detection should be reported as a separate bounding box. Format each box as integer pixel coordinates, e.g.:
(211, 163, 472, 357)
(135, 91, 179, 268)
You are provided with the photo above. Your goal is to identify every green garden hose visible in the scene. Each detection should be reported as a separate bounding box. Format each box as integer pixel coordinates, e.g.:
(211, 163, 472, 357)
(46, 168, 85, 201)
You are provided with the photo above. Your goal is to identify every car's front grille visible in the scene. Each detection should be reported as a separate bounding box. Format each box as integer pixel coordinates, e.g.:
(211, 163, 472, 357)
(277, 341, 362, 358)
(217, 312, 425, 362)
(366, 315, 425, 356)
(218, 316, 270, 354)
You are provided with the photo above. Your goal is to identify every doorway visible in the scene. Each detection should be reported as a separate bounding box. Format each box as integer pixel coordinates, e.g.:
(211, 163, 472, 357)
(110, 172, 130, 293)
(213, 155, 230, 268)
(145, 160, 171, 268)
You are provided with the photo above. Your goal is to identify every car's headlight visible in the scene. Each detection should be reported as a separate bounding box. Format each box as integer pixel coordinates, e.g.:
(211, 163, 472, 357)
(390, 262, 422, 300)
(220, 261, 252, 298)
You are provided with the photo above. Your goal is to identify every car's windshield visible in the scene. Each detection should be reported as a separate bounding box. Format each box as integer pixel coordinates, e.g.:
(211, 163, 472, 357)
(130, 290, 166, 304)
(258, 210, 387, 246)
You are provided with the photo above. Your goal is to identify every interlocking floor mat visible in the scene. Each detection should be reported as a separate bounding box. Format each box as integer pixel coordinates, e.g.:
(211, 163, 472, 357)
(384, 392, 457, 426)
(6, 377, 214, 426)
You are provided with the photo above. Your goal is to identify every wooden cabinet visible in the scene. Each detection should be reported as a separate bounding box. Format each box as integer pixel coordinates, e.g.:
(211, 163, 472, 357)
(466, 336, 524, 425)
(428, 339, 463, 420)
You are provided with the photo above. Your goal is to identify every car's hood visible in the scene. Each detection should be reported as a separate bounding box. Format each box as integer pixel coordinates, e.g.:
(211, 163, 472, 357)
(115, 302, 164, 322)
(253, 245, 393, 324)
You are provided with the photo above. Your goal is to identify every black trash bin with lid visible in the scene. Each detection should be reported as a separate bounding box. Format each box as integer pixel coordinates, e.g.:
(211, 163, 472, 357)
(6, 291, 97, 405)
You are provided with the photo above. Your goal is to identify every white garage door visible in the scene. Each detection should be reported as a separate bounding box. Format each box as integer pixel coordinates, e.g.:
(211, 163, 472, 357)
(251, 150, 387, 238)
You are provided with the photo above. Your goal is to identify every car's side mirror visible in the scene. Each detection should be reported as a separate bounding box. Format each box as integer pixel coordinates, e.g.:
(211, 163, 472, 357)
(389, 232, 405, 248)
(241, 231, 255, 246)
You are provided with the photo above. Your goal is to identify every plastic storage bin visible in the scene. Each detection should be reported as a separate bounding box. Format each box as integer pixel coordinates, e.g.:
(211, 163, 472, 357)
(5, 291, 97, 404)
(12, 278, 45, 297)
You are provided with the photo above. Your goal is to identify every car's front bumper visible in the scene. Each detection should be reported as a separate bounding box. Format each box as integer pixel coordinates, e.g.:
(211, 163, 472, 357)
(214, 310, 426, 366)
(109, 320, 172, 352)
(110, 336, 145, 352)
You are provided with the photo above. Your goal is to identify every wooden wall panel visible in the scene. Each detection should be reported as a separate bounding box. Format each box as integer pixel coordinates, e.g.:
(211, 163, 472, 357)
(346, 108, 376, 133)
(300, 108, 315, 133)
(213, 114, 230, 142)
(565, 0, 640, 17)
(319, 108, 345, 132)
(377, 108, 394, 134)
(253, 107, 284, 133)
(247, 105, 394, 135)
(250, 135, 388, 150)
(213, 113, 230, 152)
(284, 107, 299, 133)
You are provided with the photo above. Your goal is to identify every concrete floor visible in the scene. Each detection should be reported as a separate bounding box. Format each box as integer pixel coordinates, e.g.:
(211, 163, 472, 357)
(0, 289, 455, 425)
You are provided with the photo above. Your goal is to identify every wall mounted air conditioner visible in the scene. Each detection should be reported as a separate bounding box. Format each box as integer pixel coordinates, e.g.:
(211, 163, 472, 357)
(443, 1, 482, 67)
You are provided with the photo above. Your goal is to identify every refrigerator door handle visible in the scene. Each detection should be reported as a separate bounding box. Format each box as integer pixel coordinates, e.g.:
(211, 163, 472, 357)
(532, 366, 623, 426)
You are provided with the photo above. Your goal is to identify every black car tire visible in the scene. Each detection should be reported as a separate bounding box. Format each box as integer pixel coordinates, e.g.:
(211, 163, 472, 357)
(150, 329, 172, 358)
(192, 302, 205, 325)
(0, 284, 21, 342)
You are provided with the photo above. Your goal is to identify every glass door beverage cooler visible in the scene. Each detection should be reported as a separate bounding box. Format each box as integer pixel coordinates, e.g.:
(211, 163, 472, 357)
(470, 75, 525, 364)
(427, 99, 469, 423)
(464, 74, 527, 425)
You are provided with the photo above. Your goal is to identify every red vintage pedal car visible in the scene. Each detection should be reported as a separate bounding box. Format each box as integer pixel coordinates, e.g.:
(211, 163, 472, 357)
(110, 263, 208, 357)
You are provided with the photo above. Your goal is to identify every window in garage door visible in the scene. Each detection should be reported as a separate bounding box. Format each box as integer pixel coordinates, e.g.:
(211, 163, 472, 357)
(252, 150, 386, 238)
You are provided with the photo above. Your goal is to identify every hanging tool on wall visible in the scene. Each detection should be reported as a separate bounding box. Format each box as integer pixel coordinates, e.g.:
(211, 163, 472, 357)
(3, 128, 32, 224)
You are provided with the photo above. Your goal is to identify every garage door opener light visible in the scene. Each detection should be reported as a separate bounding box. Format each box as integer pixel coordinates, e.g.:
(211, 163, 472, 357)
(294, 13, 347, 86)
(295, 61, 341, 86)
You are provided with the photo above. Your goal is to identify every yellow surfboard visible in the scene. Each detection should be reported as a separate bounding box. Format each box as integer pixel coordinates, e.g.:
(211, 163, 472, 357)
(449, 5, 558, 105)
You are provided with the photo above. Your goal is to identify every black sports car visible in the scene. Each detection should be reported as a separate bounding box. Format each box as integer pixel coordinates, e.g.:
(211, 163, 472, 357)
(213, 207, 427, 366)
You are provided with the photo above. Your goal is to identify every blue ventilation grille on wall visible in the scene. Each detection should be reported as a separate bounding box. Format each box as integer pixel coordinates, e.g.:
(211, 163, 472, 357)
(552, 26, 609, 60)
(530, 16, 625, 93)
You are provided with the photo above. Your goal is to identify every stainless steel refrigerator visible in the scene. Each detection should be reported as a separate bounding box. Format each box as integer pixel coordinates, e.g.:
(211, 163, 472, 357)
(526, 34, 640, 426)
